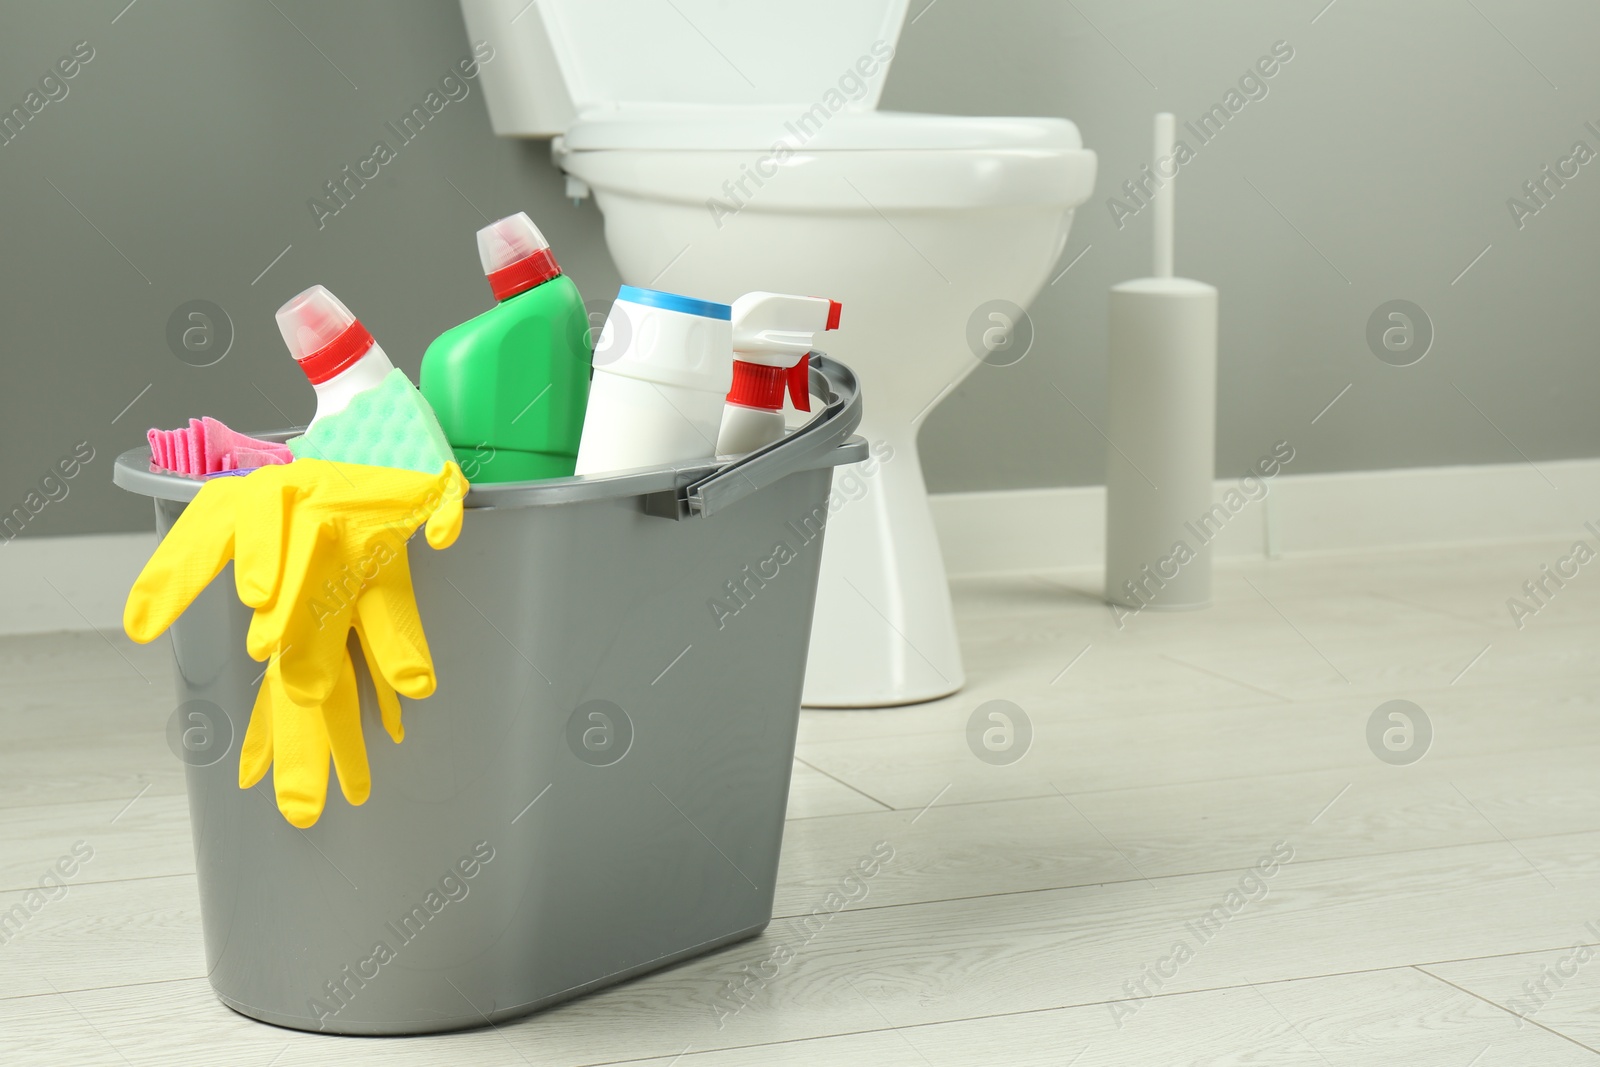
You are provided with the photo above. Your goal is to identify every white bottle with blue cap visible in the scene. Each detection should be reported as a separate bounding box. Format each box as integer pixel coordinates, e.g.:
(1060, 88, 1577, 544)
(575, 285, 735, 475)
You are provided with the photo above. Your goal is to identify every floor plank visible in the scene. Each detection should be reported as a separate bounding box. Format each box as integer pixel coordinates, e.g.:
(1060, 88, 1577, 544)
(793, 675, 1600, 811)
(1425, 945, 1600, 1052)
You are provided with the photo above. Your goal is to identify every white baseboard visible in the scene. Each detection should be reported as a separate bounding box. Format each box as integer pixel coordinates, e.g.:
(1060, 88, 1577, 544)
(932, 457, 1600, 576)
(4, 459, 1598, 635)
(0, 532, 156, 638)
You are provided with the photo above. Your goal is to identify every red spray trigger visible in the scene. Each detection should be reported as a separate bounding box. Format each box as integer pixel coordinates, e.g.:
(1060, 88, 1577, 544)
(787, 353, 812, 412)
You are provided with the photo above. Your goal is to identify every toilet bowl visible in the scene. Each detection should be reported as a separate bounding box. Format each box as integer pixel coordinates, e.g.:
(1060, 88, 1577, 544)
(462, 0, 1097, 706)
(559, 109, 1094, 705)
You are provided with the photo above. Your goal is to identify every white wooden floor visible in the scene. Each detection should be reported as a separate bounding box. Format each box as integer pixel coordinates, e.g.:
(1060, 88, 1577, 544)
(5, 540, 1600, 1065)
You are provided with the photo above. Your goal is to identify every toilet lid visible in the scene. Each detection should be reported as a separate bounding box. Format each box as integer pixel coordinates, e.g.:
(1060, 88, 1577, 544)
(563, 105, 1083, 153)
(538, 0, 910, 115)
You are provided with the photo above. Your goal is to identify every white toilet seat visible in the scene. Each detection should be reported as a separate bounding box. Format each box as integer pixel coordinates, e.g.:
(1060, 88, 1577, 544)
(564, 105, 1084, 152)
(560, 108, 1096, 210)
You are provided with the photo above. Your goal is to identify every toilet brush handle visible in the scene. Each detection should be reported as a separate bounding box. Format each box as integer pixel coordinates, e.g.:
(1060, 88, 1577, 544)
(1152, 112, 1175, 279)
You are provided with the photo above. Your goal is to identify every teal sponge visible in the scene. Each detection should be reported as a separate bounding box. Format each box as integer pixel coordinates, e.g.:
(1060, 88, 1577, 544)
(288, 369, 455, 475)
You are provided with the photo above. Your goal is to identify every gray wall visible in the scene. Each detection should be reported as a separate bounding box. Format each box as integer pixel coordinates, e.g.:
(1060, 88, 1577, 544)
(4, 0, 1598, 538)
(908, 0, 1600, 491)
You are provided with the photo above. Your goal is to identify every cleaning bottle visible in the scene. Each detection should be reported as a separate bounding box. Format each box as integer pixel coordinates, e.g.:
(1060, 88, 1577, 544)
(574, 286, 734, 475)
(715, 292, 841, 456)
(420, 212, 592, 483)
(276, 285, 455, 476)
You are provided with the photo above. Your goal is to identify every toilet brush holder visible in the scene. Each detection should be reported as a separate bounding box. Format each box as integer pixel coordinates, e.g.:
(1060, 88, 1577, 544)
(1105, 113, 1219, 611)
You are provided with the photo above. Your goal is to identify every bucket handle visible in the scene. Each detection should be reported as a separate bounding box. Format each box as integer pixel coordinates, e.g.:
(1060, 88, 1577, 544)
(666, 352, 863, 520)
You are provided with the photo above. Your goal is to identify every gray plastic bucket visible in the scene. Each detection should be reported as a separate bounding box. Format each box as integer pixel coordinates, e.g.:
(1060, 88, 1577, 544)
(113, 356, 864, 1035)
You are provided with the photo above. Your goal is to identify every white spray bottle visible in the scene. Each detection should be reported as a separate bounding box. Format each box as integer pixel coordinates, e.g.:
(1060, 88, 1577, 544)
(715, 292, 841, 456)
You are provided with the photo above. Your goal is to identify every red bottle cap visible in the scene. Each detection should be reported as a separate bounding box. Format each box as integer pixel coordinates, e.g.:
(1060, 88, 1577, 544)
(275, 285, 377, 385)
(727, 353, 811, 413)
(478, 212, 561, 301)
(296, 321, 375, 384)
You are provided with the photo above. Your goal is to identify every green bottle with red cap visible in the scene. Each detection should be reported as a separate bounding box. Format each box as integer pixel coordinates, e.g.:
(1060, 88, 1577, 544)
(420, 212, 592, 483)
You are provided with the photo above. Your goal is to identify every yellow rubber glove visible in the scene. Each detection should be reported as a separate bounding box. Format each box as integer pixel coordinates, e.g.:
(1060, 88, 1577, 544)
(230, 459, 467, 708)
(126, 459, 466, 702)
(125, 459, 465, 827)
(241, 620, 404, 828)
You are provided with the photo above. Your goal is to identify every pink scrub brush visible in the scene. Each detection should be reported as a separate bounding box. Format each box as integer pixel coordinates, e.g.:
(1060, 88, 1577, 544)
(147, 418, 293, 476)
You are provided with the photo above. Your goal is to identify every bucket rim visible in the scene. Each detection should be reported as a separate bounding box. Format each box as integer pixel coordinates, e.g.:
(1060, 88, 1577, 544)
(113, 355, 865, 516)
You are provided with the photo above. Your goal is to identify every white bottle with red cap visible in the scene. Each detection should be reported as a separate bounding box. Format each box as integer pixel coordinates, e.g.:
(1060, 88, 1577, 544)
(276, 285, 396, 429)
(276, 284, 456, 474)
(714, 293, 841, 457)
